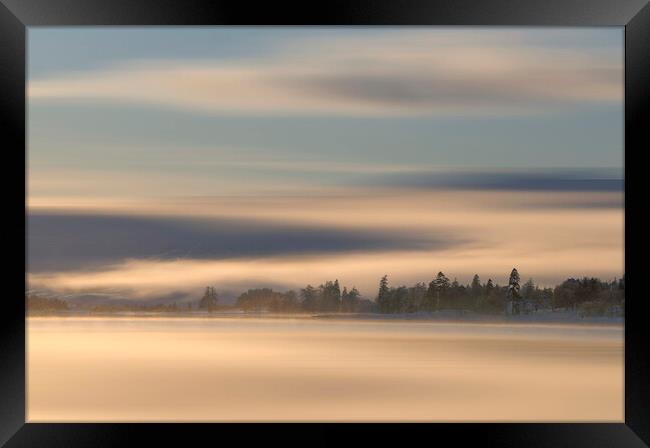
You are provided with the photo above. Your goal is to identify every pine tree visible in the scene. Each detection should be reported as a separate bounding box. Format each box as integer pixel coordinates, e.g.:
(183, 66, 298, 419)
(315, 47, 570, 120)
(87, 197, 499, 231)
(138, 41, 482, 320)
(377, 275, 390, 313)
(486, 279, 494, 296)
(300, 285, 318, 311)
(425, 280, 437, 311)
(432, 272, 450, 309)
(433, 272, 450, 290)
(319, 280, 342, 311)
(507, 268, 522, 315)
(522, 278, 535, 298)
(333, 279, 341, 310)
(341, 287, 349, 312)
(471, 274, 482, 296)
(199, 286, 219, 312)
(348, 286, 360, 312)
(480, 278, 496, 311)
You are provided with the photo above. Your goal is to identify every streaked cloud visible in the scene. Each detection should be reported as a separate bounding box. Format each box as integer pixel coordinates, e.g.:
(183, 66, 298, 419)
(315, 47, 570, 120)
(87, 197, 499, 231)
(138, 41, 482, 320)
(27, 188, 623, 302)
(28, 230, 623, 303)
(27, 212, 465, 273)
(29, 30, 622, 117)
(361, 168, 624, 192)
(28, 164, 624, 210)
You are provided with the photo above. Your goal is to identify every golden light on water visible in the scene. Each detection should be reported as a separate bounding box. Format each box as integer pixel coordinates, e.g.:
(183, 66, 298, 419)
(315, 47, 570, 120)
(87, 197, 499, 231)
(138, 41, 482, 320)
(27, 317, 623, 422)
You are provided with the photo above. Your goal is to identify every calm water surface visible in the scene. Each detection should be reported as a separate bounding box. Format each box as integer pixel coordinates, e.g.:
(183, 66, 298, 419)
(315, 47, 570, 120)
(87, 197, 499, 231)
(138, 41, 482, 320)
(27, 316, 623, 421)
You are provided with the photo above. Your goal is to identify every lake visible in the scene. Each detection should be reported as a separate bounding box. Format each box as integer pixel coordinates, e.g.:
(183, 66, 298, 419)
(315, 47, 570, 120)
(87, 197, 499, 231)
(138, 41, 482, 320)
(27, 316, 623, 421)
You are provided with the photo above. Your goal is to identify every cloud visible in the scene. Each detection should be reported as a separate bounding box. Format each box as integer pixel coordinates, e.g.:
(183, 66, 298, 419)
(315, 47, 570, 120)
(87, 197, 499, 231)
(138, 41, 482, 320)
(361, 168, 623, 192)
(27, 212, 465, 273)
(27, 235, 623, 303)
(26, 189, 623, 302)
(28, 31, 622, 117)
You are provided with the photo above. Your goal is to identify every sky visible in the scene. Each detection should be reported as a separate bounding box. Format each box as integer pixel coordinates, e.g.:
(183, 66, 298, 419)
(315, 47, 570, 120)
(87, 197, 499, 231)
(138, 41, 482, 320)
(27, 27, 624, 303)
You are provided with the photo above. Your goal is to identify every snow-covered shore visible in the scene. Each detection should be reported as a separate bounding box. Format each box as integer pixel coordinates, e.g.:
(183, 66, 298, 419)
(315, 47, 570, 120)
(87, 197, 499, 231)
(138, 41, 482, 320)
(313, 309, 624, 325)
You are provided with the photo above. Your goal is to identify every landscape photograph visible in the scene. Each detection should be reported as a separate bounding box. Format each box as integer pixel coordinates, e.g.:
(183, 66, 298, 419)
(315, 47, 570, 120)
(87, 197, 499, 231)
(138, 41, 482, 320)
(26, 27, 624, 421)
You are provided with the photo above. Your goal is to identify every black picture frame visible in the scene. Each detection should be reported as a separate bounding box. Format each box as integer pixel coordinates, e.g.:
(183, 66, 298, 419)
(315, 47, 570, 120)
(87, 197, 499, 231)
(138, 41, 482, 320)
(1, 0, 648, 446)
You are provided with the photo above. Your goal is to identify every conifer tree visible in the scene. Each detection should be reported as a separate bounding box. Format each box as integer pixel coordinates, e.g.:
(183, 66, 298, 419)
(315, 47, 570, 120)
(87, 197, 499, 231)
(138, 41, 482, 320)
(471, 274, 482, 296)
(507, 268, 522, 314)
(377, 275, 390, 313)
(486, 279, 495, 296)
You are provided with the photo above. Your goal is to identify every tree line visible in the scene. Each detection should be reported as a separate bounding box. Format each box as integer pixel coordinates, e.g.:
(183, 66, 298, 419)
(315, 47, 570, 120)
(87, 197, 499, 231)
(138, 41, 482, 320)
(205, 268, 624, 316)
(233, 282, 375, 313)
(26, 294, 69, 313)
(26, 268, 625, 317)
(375, 268, 624, 315)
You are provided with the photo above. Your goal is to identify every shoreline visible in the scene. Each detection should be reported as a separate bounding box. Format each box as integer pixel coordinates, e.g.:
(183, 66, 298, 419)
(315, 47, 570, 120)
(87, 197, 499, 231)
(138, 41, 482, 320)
(26, 309, 624, 326)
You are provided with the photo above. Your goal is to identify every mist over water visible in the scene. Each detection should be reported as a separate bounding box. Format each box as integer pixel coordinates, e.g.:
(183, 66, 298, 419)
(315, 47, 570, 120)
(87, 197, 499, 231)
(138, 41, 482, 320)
(27, 317, 623, 422)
